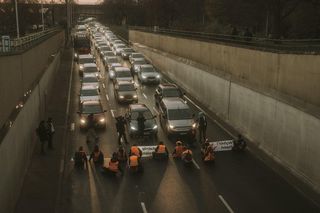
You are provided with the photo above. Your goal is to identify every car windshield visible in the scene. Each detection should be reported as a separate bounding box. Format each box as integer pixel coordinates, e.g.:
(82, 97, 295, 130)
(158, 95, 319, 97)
(123, 48, 134, 52)
(118, 84, 135, 91)
(100, 46, 110, 51)
(117, 71, 131, 78)
(84, 67, 98, 72)
(141, 67, 155, 73)
(132, 54, 143, 58)
(163, 88, 181, 97)
(168, 109, 192, 120)
(79, 58, 94, 64)
(103, 52, 113, 56)
(81, 89, 98, 96)
(131, 109, 153, 120)
(83, 77, 98, 83)
(116, 45, 126, 49)
(108, 58, 118, 63)
(135, 60, 146, 65)
(82, 104, 102, 114)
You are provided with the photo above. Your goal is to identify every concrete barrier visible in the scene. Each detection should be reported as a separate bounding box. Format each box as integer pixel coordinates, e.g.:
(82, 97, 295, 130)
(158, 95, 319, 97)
(132, 43, 320, 195)
(0, 31, 65, 128)
(0, 51, 61, 213)
(129, 30, 320, 108)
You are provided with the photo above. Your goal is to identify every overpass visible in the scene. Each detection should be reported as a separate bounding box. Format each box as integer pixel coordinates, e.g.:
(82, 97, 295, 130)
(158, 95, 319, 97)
(0, 23, 319, 213)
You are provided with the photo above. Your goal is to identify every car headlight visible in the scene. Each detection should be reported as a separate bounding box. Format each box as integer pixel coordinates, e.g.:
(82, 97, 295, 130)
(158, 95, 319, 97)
(133, 95, 137, 98)
(80, 118, 86, 124)
(99, 118, 105, 123)
(169, 125, 174, 129)
(142, 75, 147, 79)
(131, 126, 136, 130)
(74, 53, 78, 58)
(110, 72, 115, 77)
(192, 123, 197, 128)
(156, 75, 160, 78)
(119, 95, 124, 99)
(79, 65, 84, 70)
(153, 125, 158, 129)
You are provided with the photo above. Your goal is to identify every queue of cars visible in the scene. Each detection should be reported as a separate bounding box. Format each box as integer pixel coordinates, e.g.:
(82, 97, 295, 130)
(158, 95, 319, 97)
(74, 21, 197, 141)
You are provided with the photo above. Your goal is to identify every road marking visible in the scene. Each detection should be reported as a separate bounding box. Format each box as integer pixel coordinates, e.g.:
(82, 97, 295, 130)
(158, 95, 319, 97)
(218, 195, 234, 213)
(111, 109, 115, 118)
(70, 123, 75, 131)
(192, 159, 201, 170)
(152, 107, 159, 114)
(143, 93, 148, 99)
(102, 83, 105, 88)
(140, 202, 148, 213)
(106, 94, 109, 101)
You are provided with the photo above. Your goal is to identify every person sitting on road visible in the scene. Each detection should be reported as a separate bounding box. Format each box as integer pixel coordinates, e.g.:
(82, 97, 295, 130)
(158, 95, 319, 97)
(128, 153, 143, 173)
(152, 141, 169, 159)
(181, 146, 193, 163)
(172, 140, 185, 158)
(117, 145, 128, 162)
(129, 144, 142, 158)
(89, 145, 104, 166)
(201, 140, 215, 162)
(105, 152, 122, 175)
(232, 134, 246, 151)
(74, 146, 88, 170)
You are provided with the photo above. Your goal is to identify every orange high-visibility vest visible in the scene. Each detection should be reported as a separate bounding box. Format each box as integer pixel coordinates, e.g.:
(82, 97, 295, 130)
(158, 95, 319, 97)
(174, 146, 184, 157)
(129, 155, 138, 167)
(157, 145, 166, 153)
(109, 160, 119, 172)
(131, 146, 140, 157)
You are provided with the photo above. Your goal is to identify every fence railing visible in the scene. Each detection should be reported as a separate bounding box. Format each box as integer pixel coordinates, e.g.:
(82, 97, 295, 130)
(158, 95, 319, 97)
(129, 26, 320, 53)
(0, 27, 62, 54)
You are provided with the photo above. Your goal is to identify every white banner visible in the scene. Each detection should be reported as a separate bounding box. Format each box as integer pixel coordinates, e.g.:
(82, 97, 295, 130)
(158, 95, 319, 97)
(138, 145, 157, 157)
(209, 140, 234, 152)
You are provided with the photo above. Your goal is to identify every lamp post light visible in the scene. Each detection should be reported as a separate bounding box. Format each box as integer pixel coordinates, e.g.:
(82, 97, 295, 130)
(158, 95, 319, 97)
(14, 0, 20, 38)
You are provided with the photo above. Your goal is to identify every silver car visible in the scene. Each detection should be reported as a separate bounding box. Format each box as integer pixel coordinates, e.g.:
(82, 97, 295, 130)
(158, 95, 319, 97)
(77, 54, 95, 76)
(113, 43, 126, 55)
(131, 58, 148, 74)
(113, 67, 134, 84)
(129, 53, 145, 64)
(80, 84, 100, 102)
(82, 73, 100, 89)
(83, 63, 100, 78)
(108, 63, 122, 79)
(114, 80, 138, 103)
(137, 64, 161, 84)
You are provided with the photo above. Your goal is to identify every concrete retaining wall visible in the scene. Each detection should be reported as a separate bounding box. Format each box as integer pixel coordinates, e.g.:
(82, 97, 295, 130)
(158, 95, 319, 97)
(0, 52, 61, 213)
(0, 31, 65, 128)
(132, 43, 320, 194)
(129, 30, 320, 109)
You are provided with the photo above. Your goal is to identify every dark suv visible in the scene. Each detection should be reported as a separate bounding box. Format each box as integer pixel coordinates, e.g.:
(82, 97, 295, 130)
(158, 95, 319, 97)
(154, 83, 184, 107)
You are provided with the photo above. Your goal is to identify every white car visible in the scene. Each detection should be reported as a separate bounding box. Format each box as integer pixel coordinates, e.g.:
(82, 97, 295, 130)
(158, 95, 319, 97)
(113, 67, 133, 84)
(113, 43, 126, 55)
(109, 63, 123, 79)
(77, 54, 95, 76)
(137, 64, 161, 84)
(131, 58, 148, 74)
(80, 85, 100, 102)
(83, 63, 100, 77)
(82, 73, 100, 89)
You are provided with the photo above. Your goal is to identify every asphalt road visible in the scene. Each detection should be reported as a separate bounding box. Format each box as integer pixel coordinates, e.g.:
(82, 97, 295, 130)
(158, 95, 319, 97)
(59, 45, 319, 213)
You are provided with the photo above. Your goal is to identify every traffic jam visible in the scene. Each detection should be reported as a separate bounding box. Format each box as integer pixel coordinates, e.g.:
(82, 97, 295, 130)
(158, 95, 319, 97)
(72, 19, 244, 175)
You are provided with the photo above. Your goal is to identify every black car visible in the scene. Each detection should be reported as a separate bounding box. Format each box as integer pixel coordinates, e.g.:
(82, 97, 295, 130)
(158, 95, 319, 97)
(78, 100, 106, 129)
(154, 83, 184, 107)
(125, 104, 158, 138)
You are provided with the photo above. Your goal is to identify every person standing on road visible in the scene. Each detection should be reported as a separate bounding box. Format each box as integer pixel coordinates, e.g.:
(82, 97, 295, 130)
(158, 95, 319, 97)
(197, 112, 208, 143)
(86, 113, 98, 143)
(47, 117, 55, 150)
(36, 120, 48, 154)
(116, 116, 128, 145)
(137, 112, 146, 138)
(74, 146, 88, 170)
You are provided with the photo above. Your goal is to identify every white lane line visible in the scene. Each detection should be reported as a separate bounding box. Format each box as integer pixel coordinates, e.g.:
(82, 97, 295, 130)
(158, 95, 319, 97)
(140, 202, 148, 213)
(106, 94, 109, 101)
(70, 123, 75, 131)
(152, 107, 159, 114)
(110, 109, 115, 118)
(143, 93, 148, 99)
(192, 159, 201, 170)
(102, 83, 105, 88)
(218, 195, 234, 213)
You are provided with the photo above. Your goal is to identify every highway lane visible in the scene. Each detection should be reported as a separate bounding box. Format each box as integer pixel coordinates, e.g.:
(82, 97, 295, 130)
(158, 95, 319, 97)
(60, 45, 319, 213)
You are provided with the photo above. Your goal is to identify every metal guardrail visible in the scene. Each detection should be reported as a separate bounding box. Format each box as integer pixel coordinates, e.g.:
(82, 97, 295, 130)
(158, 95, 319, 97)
(129, 26, 320, 53)
(0, 27, 62, 53)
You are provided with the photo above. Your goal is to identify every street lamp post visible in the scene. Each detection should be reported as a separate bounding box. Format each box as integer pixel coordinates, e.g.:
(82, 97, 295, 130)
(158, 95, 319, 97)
(14, 0, 20, 38)
(41, 2, 45, 31)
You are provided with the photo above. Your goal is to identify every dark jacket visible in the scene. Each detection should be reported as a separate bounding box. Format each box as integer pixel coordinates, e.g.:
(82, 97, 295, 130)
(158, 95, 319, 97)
(37, 122, 48, 141)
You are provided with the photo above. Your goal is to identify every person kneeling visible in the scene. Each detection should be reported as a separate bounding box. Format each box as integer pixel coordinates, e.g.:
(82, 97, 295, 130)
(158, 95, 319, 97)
(103, 152, 122, 176)
(152, 141, 169, 160)
(201, 141, 215, 162)
(181, 146, 193, 164)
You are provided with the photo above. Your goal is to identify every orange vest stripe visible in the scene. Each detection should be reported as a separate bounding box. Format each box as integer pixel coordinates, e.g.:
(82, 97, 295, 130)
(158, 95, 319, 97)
(130, 155, 138, 167)
(131, 146, 140, 157)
